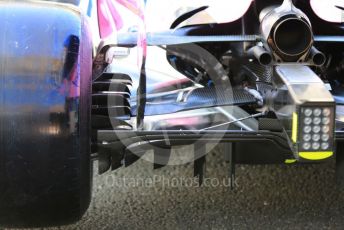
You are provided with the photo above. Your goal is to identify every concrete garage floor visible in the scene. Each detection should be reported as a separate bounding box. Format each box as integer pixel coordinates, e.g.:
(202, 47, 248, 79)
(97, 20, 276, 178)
(15, 145, 344, 230)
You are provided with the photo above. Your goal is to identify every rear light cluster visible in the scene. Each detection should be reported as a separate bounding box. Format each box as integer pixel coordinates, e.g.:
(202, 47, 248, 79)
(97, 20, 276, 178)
(300, 107, 334, 152)
(273, 65, 335, 161)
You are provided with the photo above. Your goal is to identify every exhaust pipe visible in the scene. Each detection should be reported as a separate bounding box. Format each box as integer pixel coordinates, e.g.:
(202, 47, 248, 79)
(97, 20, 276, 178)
(260, 0, 313, 62)
(247, 46, 272, 65)
(309, 47, 326, 66)
(273, 18, 313, 58)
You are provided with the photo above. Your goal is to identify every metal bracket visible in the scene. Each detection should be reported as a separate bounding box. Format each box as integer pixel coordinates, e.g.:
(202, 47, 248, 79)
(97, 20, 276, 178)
(194, 143, 207, 185)
(224, 142, 236, 189)
(136, 56, 147, 130)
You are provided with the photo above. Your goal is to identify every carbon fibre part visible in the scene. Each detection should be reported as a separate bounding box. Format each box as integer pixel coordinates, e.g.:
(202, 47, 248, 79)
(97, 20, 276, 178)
(245, 62, 273, 83)
(132, 87, 257, 116)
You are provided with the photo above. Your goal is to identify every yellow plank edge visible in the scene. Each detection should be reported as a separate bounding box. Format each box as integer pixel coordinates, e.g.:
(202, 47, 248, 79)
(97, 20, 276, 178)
(292, 112, 298, 143)
(285, 159, 297, 164)
(299, 152, 333, 160)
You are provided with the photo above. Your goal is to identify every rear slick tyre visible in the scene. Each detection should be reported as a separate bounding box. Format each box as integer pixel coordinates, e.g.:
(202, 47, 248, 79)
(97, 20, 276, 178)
(0, 2, 93, 227)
